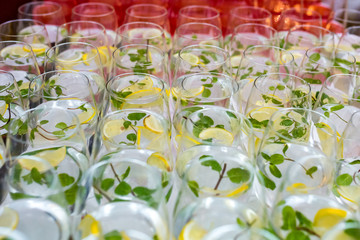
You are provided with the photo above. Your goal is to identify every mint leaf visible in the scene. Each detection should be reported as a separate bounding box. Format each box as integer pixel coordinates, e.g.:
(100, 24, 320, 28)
(114, 181, 132, 196)
(101, 178, 115, 191)
(227, 168, 250, 184)
(269, 164, 282, 178)
(305, 166, 317, 178)
(58, 173, 75, 187)
(127, 112, 146, 121)
(336, 173, 352, 186)
(188, 180, 200, 197)
(281, 206, 296, 230)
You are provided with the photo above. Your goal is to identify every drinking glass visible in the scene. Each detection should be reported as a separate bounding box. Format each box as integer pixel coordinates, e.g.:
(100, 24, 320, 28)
(0, 71, 24, 136)
(174, 197, 263, 240)
(75, 201, 169, 240)
(235, 45, 295, 82)
(277, 7, 323, 31)
(112, 44, 167, 82)
(334, 111, 360, 211)
(174, 107, 253, 155)
(173, 22, 223, 54)
(334, 9, 360, 30)
(116, 22, 166, 51)
(71, 3, 118, 45)
(99, 109, 170, 155)
(322, 219, 360, 240)
(0, 227, 28, 240)
(106, 73, 169, 119)
(124, 4, 171, 50)
(313, 74, 360, 135)
(177, 5, 221, 30)
(0, 199, 70, 240)
(0, 19, 51, 48)
(5, 106, 89, 211)
(257, 108, 337, 206)
(45, 42, 106, 82)
(18, 1, 66, 44)
(171, 73, 236, 117)
(173, 45, 231, 80)
(226, 24, 277, 59)
(226, 6, 273, 35)
(45, 0, 77, 22)
(82, 157, 164, 212)
(29, 70, 102, 140)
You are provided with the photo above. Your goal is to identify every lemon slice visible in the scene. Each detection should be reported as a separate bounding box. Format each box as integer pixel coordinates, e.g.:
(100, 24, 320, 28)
(103, 119, 126, 139)
(199, 40, 218, 46)
(70, 33, 84, 42)
(1, 45, 29, 58)
(78, 214, 102, 239)
(122, 76, 154, 93)
(230, 55, 242, 68)
(18, 147, 67, 173)
(23, 43, 48, 55)
(286, 183, 308, 194)
(147, 152, 171, 172)
(143, 28, 162, 39)
(313, 208, 347, 236)
(0, 101, 8, 116)
(226, 184, 249, 197)
(0, 207, 19, 230)
(172, 86, 204, 99)
(247, 107, 279, 128)
(57, 50, 83, 64)
(76, 105, 96, 124)
(181, 53, 200, 66)
(143, 115, 163, 133)
(179, 221, 207, 240)
(337, 185, 360, 204)
(199, 127, 234, 145)
(125, 88, 161, 100)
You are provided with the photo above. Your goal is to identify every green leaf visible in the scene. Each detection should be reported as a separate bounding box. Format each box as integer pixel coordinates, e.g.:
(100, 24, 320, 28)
(237, 217, 246, 227)
(40, 120, 49, 125)
(227, 168, 250, 184)
(123, 121, 131, 129)
(104, 230, 123, 240)
(200, 156, 222, 173)
(330, 104, 344, 112)
(55, 122, 68, 130)
(202, 88, 211, 98)
(101, 178, 115, 191)
(30, 168, 43, 184)
(281, 206, 296, 230)
(295, 211, 313, 229)
(133, 186, 155, 198)
(305, 166, 318, 178)
(114, 181, 132, 195)
(121, 166, 131, 181)
(126, 133, 137, 142)
(309, 53, 320, 62)
(53, 130, 65, 138)
(10, 192, 34, 200)
(280, 119, 294, 126)
(226, 111, 237, 118)
(303, 78, 322, 85)
(270, 154, 284, 165)
(259, 171, 276, 190)
(127, 112, 146, 121)
(64, 184, 78, 205)
(269, 164, 282, 178)
(261, 152, 271, 161)
(282, 144, 289, 154)
(188, 180, 200, 197)
(336, 173, 352, 186)
(22, 172, 33, 184)
(58, 173, 75, 187)
(286, 230, 310, 240)
(349, 160, 360, 165)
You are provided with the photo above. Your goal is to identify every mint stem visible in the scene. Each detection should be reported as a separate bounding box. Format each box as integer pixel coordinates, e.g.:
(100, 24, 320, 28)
(214, 163, 227, 190)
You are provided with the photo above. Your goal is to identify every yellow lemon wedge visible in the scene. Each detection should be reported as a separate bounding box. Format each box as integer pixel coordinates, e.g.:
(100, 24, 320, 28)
(23, 43, 48, 55)
(313, 208, 347, 236)
(0, 101, 8, 116)
(57, 50, 83, 64)
(226, 184, 249, 197)
(147, 152, 171, 172)
(286, 183, 308, 194)
(125, 88, 161, 100)
(0, 207, 19, 230)
(122, 76, 154, 93)
(337, 185, 360, 204)
(172, 86, 204, 99)
(102, 119, 126, 139)
(1, 45, 29, 58)
(247, 107, 279, 123)
(181, 53, 200, 66)
(18, 147, 67, 173)
(199, 127, 234, 145)
(230, 55, 242, 68)
(76, 105, 96, 124)
(143, 115, 164, 134)
(179, 221, 207, 240)
(78, 214, 102, 239)
(175, 134, 200, 149)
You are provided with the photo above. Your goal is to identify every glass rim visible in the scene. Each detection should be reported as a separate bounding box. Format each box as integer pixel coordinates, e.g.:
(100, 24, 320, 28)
(280, 7, 322, 22)
(305, 46, 356, 66)
(288, 24, 334, 35)
(178, 5, 220, 21)
(267, 107, 337, 142)
(234, 23, 277, 34)
(335, 8, 360, 24)
(117, 21, 165, 40)
(72, 2, 115, 18)
(29, 69, 92, 99)
(323, 73, 360, 101)
(0, 70, 16, 92)
(176, 72, 235, 101)
(179, 44, 230, 67)
(230, 6, 272, 21)
(125, 4, 168, 19)
(0, 19, 47, 38)
(46, 41, 101, 64)
(7, 105, 82, 143)
(175, 22, 222, 40)
(345, 25, 360, 33)
(254, 72, 311, 101)
(18, 1, 63, 17)
(243, 44, 295, 67)
(106, 72, 165, 101)
(59, 20, 107, 37)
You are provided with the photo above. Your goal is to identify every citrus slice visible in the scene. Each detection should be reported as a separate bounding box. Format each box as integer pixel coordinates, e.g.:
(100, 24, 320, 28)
(313, 208, 347, 236)
(122, 76, 154, 93)
(337, 185, 360, 204)
(286, 183, 308, 194)
(18, 147, 67, 172)
(57, 50, 83, 64)
(230, 55, 242, 68)
(143, 28, 162, 39)
(226, 184, 249, 197)
(0, 45, 29, 58)
(0, 207, 19, 230)
(23, 43, 48, 55)
(76, 105, 96, 124)
(103, 119, 126, 139)
(78, 214, 102, 239)
(179, 221, 207, 240)
(181, 53, 200, 66)
(172, 86, 204, 99)
(143, 115, 163, 133)
(0, 101, 8, 116)
(247, 107, 278, 123)
(198, 127, 234, 145)
(125, 88, 161, 100)
(199, 40, 218, 47)
(70, 33, 84, 42)
(147, 152, 171, 172)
